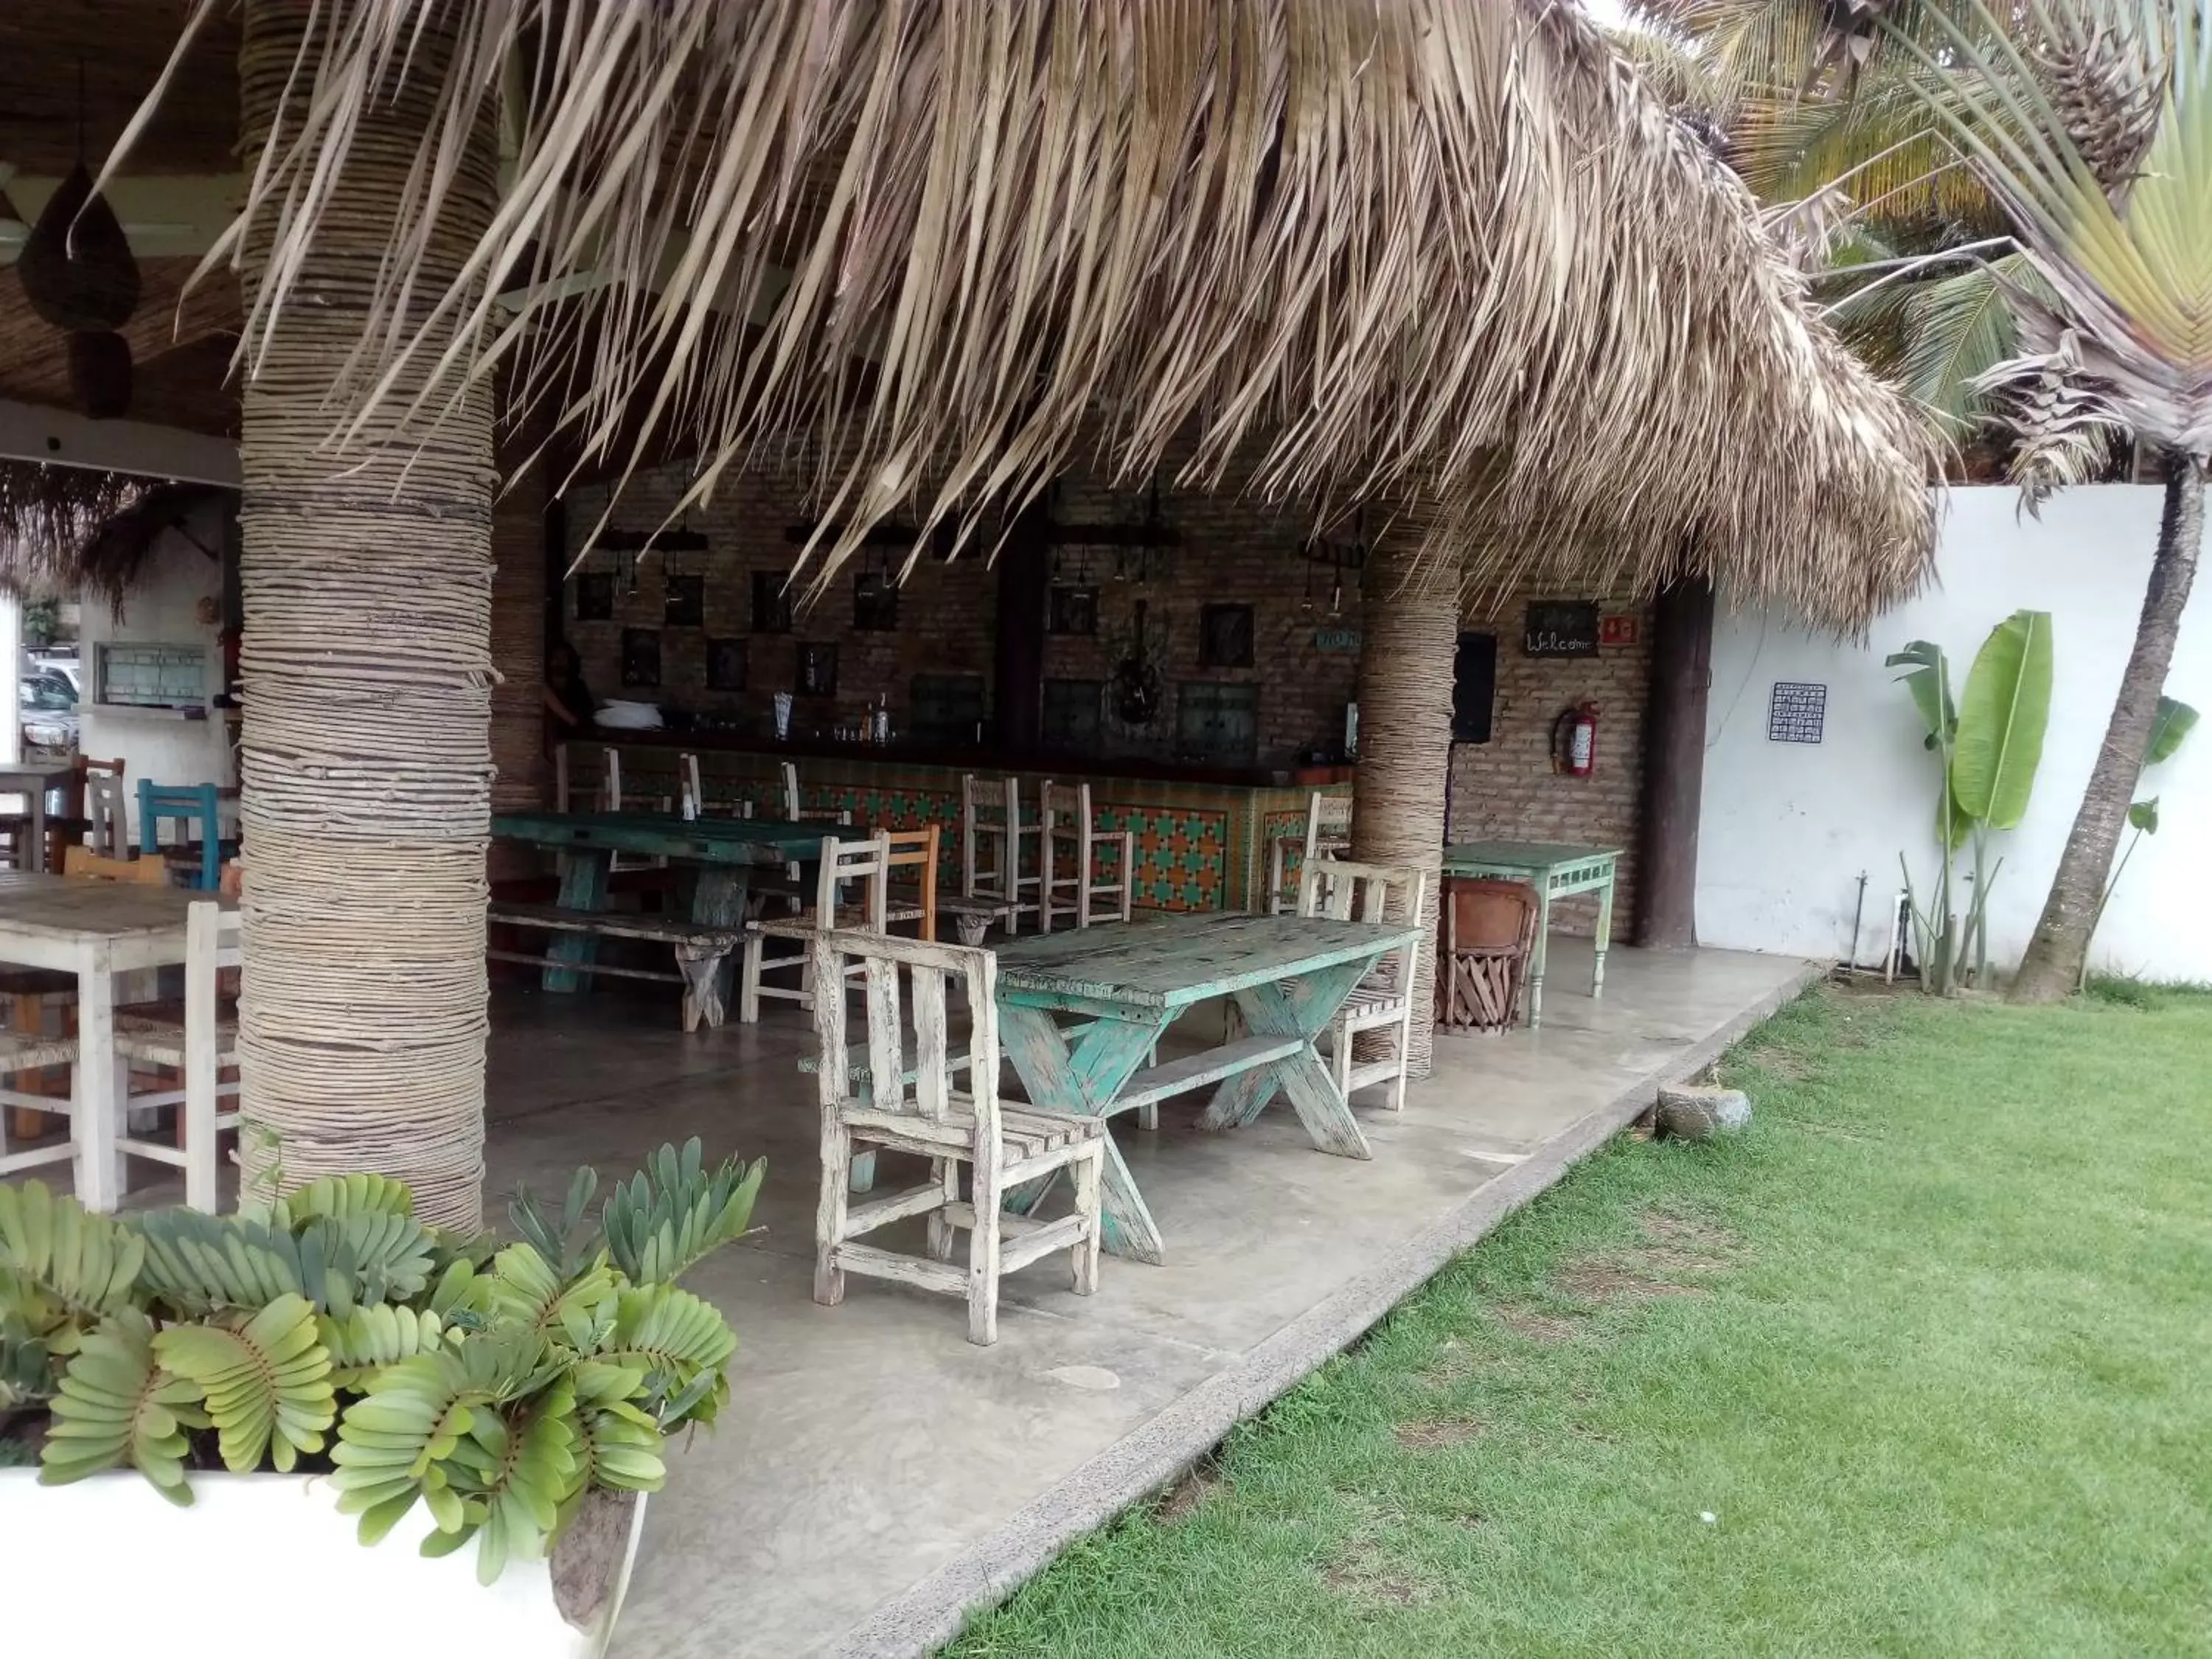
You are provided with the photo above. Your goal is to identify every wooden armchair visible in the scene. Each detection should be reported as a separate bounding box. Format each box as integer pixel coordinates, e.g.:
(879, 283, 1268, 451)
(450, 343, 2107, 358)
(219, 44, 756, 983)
(810, 928, 1103, 1345)
(1436, 877, 1540, 1034)
(1298, 857, 1427, 1111)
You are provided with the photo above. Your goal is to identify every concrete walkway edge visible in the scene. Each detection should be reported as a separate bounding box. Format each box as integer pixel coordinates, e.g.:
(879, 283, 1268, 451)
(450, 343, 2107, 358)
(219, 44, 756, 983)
(833, 961, 1823, 1658)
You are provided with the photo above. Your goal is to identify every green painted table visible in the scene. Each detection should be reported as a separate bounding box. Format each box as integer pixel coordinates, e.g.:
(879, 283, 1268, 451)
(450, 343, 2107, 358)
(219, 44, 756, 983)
(993, 911, 1419, 1262)
(1439, 841, 1620, 1029)
(491, 811, 826, 995)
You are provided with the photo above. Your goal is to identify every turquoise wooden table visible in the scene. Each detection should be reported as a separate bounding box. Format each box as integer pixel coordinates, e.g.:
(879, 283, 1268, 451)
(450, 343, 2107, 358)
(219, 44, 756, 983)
(491, 811, 824, 993)
(992, 911, 1420, 1263)
(1439, 841, 1620, 1029)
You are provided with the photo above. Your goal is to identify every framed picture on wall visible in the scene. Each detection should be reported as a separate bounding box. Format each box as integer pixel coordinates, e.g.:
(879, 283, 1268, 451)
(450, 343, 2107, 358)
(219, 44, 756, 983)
(751, 570, 794, 634)
(664, 572, 706, 628)
(1048, 585, 1099, 636)
(797, 641, 838, 698)
(1198, 602, 1255, 668)
(619, 627, 661, 689)
(852, 568, 900, 631)
(575, 571, 615, 621)
(706, 637, 748, 692)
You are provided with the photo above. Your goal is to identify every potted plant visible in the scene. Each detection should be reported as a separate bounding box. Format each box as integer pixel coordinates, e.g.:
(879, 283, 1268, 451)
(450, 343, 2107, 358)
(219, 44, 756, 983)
(0, 1140, 761, 1658)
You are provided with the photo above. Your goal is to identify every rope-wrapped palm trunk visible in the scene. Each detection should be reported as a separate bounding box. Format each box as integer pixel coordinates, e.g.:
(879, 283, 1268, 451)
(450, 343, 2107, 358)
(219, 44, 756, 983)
(234, 0, 498, 1228)
(1353, 538, 1458, 1080)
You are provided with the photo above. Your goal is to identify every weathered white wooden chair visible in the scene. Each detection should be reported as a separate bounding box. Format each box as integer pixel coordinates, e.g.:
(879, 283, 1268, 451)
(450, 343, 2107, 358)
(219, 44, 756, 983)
(114, 901, 241, 1212)
(742, 833, 931, 1021)
(0, 1030, 85, 1183)
(961, 774, 1041, 931)
(1270, 790, 1353, 914)
(1037, 781, 1135, 932)
(1298, 857, 1427, 1112)
(681, 753, 754, 821)
(597, 747, 672, 872)
(810, 928, 1104, 1345)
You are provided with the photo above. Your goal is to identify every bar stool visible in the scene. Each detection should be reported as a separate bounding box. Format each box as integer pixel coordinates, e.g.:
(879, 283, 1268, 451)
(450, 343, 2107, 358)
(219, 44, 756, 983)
(1269, 789, 1352, 914)
(961, 775, 1042, 932)
(1038, 781, 1135, 931)
(138, 780, 223, 891)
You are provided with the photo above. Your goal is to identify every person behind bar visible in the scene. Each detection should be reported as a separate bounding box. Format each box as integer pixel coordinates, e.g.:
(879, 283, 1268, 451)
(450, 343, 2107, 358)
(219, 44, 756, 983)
(543, 639, 598, 751)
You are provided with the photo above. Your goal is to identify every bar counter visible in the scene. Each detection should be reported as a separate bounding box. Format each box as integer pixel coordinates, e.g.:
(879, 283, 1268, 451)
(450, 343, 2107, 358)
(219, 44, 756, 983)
(559, 733, 1352, 913)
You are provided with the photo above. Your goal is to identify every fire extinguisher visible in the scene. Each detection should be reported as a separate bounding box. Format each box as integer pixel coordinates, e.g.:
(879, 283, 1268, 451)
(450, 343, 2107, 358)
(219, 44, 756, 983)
(1552, 700, 1600, 777)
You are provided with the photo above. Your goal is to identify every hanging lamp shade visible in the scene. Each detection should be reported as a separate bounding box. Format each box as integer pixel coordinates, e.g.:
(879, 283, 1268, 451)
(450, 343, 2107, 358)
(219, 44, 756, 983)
(16, 162, 142, 332)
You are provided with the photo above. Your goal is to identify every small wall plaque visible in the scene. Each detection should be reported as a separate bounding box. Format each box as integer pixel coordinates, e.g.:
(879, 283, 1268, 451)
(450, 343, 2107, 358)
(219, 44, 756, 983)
(1600, 613, 1640, 647)
(1313, 625, 1362, 655)
(1767, 680, 1828, 743)
(1523, 600, 1600, 658)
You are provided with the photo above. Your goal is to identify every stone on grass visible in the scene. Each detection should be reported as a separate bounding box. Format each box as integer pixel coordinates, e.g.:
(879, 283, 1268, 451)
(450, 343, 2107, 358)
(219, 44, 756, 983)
(1656, 1085, 1751, 1141)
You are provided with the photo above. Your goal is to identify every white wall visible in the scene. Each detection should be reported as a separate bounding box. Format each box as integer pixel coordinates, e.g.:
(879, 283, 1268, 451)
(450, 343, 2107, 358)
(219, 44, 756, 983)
(80, 501, 235, 838)
(1699, 484, 2211, 981)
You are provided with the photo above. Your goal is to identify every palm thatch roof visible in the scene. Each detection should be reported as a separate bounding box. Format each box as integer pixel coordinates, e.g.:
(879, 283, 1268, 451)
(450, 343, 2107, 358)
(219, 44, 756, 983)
(0, 459, 231, 611)
(127, 0, 1936, 630)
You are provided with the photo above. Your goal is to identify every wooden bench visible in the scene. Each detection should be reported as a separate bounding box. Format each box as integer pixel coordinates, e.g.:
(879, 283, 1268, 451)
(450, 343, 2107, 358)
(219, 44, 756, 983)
(487, 902, 746, 1030)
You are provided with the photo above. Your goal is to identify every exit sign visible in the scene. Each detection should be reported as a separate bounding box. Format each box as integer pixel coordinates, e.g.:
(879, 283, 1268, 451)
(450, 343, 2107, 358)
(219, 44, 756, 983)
(1601, 614, 1640, 647)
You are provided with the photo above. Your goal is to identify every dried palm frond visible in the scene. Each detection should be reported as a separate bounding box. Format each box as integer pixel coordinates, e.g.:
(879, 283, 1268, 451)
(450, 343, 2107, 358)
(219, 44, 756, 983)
(109, 0, 1938, 631)
(0, 461, 147, 595)
(1974, 333, 2129, 509)
(0, 460, 231, 611)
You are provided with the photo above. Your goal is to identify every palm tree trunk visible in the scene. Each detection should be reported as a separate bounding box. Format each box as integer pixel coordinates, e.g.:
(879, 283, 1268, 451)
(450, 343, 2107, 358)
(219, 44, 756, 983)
(1353, 537, 1458, 1079)
(2011, 450, 2203, 1001)
(234, 0, 499, 1226)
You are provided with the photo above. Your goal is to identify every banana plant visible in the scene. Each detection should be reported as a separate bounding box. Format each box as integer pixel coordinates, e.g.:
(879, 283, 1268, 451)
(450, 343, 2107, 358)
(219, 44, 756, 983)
(1890, 608, 2054, 990)
(2079, 696, 2199, 988)
(0, 1139, 762, 1587)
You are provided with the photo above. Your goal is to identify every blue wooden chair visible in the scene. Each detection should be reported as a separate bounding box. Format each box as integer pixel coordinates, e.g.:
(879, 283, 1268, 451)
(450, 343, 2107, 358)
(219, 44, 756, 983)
(137, 780, 223, 891)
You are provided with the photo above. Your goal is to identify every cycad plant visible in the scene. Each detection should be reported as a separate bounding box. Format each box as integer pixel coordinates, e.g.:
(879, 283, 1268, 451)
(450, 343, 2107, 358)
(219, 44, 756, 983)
(0, 1141, 761, 1585)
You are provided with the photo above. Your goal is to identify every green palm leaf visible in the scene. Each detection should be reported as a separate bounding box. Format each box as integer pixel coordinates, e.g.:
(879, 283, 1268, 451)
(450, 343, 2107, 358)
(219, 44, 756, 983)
(476, 1242, 619, 1353)
(153, 1293, 336, 1474)
(597, 1285, 738, 1428)
(439, 1389, 582, 1585)
(282, 1172, 417, 1223)
(39, 1310, 203, 1501)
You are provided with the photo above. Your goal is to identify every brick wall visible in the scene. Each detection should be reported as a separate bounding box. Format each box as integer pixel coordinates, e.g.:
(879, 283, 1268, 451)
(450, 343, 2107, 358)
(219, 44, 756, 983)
(1447, 579, 1652, 934)
(558, 458, 1359, 768)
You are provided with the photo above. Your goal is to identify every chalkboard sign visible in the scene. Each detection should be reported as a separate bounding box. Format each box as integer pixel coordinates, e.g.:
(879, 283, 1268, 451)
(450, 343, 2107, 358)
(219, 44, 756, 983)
(1523, 600, 1600, 658)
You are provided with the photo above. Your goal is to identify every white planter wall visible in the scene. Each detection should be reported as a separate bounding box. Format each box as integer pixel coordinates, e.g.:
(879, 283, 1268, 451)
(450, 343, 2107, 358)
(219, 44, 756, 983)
(1698, 484, 2211, 982)
(0, 1469, 645, 1658)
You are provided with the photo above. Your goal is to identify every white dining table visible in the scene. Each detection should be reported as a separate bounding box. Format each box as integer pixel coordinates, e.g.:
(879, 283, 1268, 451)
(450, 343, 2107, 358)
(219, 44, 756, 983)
(0, 873, 232, 1208)
(0, 762, 78, 873)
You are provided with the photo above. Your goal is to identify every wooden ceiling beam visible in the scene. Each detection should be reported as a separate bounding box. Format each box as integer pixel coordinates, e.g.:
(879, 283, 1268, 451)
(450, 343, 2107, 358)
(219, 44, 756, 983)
(0, 397, 239, 485)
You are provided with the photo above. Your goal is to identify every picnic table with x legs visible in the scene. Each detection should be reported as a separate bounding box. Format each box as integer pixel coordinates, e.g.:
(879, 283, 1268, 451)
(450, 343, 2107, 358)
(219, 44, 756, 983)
(490, 811, 826, 999)
(992, 911, 1420, 1264)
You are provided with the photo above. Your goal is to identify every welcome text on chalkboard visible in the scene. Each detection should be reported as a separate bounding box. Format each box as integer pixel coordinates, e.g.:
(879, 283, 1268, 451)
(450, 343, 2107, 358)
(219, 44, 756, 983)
(1523, 600, 1600, 657)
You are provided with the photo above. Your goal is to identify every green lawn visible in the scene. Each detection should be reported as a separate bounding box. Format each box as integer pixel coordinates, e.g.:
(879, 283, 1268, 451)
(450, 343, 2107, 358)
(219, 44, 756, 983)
(948, 984, 2212, 1658)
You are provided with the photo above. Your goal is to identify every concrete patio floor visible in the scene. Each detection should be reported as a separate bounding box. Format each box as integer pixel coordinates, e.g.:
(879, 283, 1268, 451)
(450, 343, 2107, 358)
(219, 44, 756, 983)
(478, 936, 1816, 1658)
